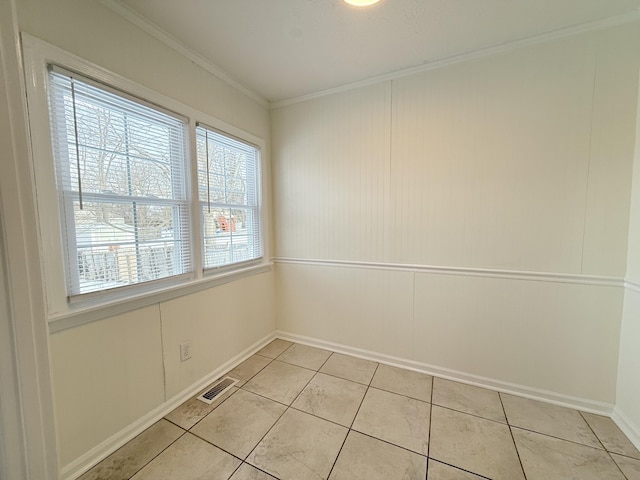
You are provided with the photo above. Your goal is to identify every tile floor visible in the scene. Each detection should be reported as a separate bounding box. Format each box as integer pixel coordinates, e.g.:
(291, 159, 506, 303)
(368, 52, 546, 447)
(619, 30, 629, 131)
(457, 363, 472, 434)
(80, 339, 640, 480)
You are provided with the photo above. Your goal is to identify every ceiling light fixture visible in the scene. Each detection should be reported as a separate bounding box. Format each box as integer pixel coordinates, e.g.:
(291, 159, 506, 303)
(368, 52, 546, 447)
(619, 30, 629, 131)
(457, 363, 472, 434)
(343, 0, 382, 7)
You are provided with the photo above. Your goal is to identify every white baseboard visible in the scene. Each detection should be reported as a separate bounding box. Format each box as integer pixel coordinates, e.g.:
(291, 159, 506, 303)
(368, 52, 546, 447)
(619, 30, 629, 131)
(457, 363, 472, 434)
(276, 330, 615, 416)
(612, 407, 640, 452)
(60, 331, 277, 480)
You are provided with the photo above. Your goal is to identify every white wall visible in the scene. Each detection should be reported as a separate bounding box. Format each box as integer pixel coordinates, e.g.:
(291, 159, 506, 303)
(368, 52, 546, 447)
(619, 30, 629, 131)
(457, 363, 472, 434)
(616, 74, 640, 447)
(273, 24, 640, 405)
(11, 0, 640, 473)
(15, 0, 276, 473)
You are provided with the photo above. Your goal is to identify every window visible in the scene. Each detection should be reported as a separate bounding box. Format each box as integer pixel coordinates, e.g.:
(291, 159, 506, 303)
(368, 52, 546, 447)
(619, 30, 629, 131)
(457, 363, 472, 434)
(196, 125, 262, 270)
(23, 36, 268, 318)
(48, 67, 191, 297)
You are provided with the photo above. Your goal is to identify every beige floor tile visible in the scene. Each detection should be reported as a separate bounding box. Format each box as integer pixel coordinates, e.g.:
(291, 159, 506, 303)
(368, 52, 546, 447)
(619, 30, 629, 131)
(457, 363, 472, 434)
(292, 372, 367, 427)
(427, 460, 486, 479)
(243, 360, 315, 405)
(226, 355, 272, 387)
(370, 364, 433, 402)
(352, 387, 431, 455)
(513, 428, 626, 480)
(230, 463, 278, 480)
(276, 343, 332, 370)
(165, 387, 237, 430)
(329, 430, 426, 480)
(432, 378, 506, 423)
(130, 432, 240, 480)
(501, 394, 601, 448)
(256, 339, 293, 359)
(430, 405, 525, 480)
(247, 408, 347, 480)
(612, 453, 640, 480)
(191, 389, 286, 459)
(78, 419, 184, 480)
(582, 412, 640, 458)
(319, 353, 378, 385)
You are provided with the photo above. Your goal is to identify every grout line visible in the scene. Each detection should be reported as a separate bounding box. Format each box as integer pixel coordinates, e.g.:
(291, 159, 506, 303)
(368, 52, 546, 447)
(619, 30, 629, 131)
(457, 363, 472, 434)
(162, 417, 186, 430)
(604, 450, 640, 461)
(325, 426, 350, 479)
(367, 383, 432, 404)
(288, 371, 318, 407)
(351, 429, 429, 458)
(508, 424, 621, 453)
(425, 375, 434, 480)
(430, 402, 509, 427)
(312, 368, 375, 387)
(270, 359, 318, 373)
(241, 403, 289, 471)
(326, 362, 380, 479)
(126, 428, 187, 479)
(580, 411, 631, 480)
(240, 462, 279, 479)
(183, 387, 240, 431)
(608, 455, 632, 480)
(238, 386, 291, 409)
(428, 459, 493, 480)
(499, 393, 528, 480)
(317, 350, 334, 371)
(349, 363, 379, 430)
(579, 410, 608, 451)
(227, 461, 244, 479)
(231, 355, 275, 387)
(186, 429, 246, 464)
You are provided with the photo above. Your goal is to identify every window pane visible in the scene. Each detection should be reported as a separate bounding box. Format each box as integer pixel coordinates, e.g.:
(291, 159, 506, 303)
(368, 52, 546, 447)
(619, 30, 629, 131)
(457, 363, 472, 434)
(196, 125, 262, 270)
(48, 70, 191, 296)
(70, 200, 188, 294)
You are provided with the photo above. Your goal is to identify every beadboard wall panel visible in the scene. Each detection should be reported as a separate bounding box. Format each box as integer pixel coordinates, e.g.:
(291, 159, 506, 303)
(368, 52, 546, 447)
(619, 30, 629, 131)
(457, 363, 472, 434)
(272, 24, 640, 277)
(276, 263, 414, 359)
(413, 272, 622, 403)
(276, 262, 622, 403)
(389, 37, 593, 271)
(271, 82, 391, 261)
(272, 23, 640, 408)
(581, 26, 640, 276)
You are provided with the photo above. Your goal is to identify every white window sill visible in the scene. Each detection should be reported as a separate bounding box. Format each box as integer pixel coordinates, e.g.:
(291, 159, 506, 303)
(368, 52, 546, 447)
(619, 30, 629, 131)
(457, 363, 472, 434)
(48, 262, 273, 333)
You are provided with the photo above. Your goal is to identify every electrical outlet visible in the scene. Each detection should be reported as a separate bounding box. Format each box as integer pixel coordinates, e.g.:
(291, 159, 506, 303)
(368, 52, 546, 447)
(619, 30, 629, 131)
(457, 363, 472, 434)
(180, 341, 192, 362)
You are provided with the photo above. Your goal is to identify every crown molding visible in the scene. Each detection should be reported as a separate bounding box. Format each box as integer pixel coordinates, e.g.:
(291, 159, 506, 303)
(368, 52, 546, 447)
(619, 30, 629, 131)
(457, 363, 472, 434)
(100, 0, 268, 107)
(271, 10, 640, 109)
(100, 1, 640, 110)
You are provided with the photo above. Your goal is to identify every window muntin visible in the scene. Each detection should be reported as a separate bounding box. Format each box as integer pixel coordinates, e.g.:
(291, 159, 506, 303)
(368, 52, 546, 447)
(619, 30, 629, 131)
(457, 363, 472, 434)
(196, 125, 262, 270)
(48, 69, 191, 296)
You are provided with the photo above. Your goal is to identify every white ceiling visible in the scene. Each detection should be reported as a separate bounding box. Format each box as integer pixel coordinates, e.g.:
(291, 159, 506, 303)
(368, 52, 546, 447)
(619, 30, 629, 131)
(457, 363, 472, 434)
(114, 0, 640, 103)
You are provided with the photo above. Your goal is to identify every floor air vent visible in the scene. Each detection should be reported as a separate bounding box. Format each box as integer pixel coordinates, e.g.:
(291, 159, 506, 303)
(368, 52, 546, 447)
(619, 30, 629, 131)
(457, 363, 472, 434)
(196, 377, 239, 405)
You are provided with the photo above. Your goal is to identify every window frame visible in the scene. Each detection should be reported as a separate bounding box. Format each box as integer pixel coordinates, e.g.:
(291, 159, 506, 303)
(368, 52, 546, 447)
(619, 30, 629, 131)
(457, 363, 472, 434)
(196, 123, 263, 273)
(22, 34, 270, 329)
(48, 67, 194, 298)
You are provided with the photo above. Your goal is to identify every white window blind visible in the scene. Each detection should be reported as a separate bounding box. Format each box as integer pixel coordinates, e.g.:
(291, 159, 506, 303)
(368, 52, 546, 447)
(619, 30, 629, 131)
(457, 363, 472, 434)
(196, 124, 262, 270)
(47, 67, 192, 297)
